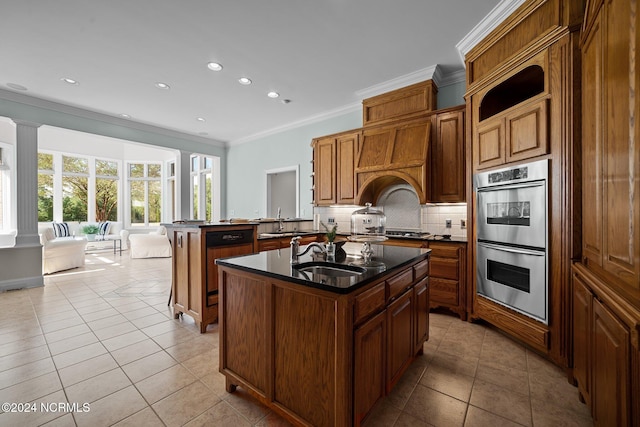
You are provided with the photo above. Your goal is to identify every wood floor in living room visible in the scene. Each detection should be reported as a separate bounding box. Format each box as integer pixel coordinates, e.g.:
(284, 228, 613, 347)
(0, 251, 593, 426)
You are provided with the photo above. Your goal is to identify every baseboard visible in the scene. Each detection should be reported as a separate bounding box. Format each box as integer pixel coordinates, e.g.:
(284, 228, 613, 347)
(0, 275, 44, 292)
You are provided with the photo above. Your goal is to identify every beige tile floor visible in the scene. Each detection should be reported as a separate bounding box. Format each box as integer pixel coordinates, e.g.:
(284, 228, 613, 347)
(0, 251, 593, 426)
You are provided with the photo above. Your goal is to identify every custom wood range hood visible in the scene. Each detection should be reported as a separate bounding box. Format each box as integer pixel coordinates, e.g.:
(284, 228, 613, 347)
(355, 116, 431, 205)
(356, 80, 436, 205)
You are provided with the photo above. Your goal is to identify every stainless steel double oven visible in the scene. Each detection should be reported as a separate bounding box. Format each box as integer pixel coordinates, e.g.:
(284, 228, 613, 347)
(474, 159, 548, 324)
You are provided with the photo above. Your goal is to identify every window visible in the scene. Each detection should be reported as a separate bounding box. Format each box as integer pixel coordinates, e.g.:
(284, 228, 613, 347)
(190, 154, 215, 221)
(38, 151, 121, 225)
(62, 155, 89, 222)
(128, 162, 162, 227)
(38, 152, 54, 222)
(95, 159, 118, 222)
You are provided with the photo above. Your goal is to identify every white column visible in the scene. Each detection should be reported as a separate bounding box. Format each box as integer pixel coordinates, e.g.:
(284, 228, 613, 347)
(13, 120, 42, 246)
(179, 150, 191, 220)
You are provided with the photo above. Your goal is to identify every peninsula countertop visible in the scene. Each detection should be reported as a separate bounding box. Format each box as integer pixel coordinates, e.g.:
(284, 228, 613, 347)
(216, 242, 430, 294)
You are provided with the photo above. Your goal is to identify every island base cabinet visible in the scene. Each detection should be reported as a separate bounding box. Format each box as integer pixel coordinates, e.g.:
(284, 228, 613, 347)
(218, 254, 430, 427)
(354, 310, 386, 426)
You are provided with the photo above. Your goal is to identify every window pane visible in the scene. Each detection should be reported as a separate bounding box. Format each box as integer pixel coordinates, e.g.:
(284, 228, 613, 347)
(96, 159, 118, 177)
(170, 179, 176, 222)
(129, 163, 144, 178)
(130, 181, 145, 225)
(148, 164, 161, 178)
(169, 162, 175, 177)
(148, 180, 161, 225)
(205, 172, 212, 222)
(192, 175, 199, 220)
(191, 156, 198, 172)
(96, 178, 118, 221)
(0, 171, 4, 228)
(62, 175, 88, 221)
(63, 156, 88, 174)
(38, 173, 54, 222)
(204, 157, 212, 169)
(38, 153, 54, 172)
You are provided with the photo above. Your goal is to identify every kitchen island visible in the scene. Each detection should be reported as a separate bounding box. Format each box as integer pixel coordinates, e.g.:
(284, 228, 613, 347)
(216, 243, 430, 426)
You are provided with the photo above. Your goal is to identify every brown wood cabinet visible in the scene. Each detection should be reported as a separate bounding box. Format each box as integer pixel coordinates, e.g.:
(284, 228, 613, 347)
(428, 241, 467, 320)
(430, 105, 466, 202)
(167, 225, 256, 333)
(572, 1, 640, 425)
(471, 52, 550, 171)
(312, 130, 359, 205)
(466, 0, 583, 368)
(257, 234, 319, 252)
(219, 254, 429, 426)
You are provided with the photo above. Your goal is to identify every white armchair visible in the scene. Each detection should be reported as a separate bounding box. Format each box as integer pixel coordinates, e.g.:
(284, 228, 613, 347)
(128, 226, 172, 258)
(40, 228, 86, 274)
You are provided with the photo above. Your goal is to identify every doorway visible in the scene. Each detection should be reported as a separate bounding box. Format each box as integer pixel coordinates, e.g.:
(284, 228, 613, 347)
(266, 165, 299, 219)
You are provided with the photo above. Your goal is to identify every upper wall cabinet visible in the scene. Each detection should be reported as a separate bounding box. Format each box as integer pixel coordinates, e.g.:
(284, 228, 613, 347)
(471, 52, 550, 170)
(362, 80, 437, 127)
(430, 105, 465, 202)
(312, 130, 360, 206)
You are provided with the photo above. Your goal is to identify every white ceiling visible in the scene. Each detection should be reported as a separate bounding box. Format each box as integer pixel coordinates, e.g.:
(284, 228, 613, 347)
(1, 0, 503, 146)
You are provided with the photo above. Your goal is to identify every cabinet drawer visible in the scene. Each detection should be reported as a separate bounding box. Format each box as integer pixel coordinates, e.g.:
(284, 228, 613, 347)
(413, 258, 430, 281)
(430, 258, 459, 280)
(354, 283, 385, 325)
(428, 243, 460, 258)
(387, 269, 414, 301)
(430, 278, 459, 306)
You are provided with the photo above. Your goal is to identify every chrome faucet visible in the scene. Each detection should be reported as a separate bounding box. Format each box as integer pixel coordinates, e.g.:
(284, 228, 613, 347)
(290, 236, 326, 264)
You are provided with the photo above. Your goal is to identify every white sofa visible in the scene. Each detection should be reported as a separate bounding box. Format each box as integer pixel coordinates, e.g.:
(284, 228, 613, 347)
(38, 221, 131, 274)
(128, 226, 172, 258)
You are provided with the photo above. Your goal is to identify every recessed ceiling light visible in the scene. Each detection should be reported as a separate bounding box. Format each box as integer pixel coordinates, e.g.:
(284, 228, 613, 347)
(6, 83, 27, 91)
(155, 82, 170, 89)
(238, 77, 252, 85)
(207, 62, 223, 71)
(196, 117, 206, 122)
(120, 113, 131, 119)
(267, 91, 280, 98)
(281, 99, 291, 104)
(61, 77, 78, 85)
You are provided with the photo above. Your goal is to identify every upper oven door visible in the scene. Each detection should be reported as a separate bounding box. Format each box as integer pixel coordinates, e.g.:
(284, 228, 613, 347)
(476, 180, 546, 249)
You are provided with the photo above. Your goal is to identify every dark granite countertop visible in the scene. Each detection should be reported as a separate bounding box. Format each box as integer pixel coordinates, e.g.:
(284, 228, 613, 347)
(216, 243, 430, 294)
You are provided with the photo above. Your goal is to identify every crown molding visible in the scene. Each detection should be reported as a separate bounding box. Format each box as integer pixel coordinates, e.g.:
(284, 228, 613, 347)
(0, 89, 226, 148)
(435, 69, 466, 87)
(455, 0, 527, 64)
(355, 65, 439, 99)
(228, 102, 362, 147)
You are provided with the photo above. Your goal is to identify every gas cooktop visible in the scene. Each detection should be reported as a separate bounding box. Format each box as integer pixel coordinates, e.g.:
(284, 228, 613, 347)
(384, 230, 453, 240)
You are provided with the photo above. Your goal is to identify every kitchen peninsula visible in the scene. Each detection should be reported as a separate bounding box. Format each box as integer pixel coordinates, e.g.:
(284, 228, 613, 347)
(216, 243, 430, 426)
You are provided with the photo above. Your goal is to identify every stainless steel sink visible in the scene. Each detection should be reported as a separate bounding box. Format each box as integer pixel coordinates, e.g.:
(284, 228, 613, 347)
(259, 232, 295, 238)
(292, 262, 366, 277)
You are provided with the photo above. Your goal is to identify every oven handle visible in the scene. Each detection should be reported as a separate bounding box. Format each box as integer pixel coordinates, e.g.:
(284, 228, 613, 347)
(478, 241, 545, 256)
(476, 180, 545, 192)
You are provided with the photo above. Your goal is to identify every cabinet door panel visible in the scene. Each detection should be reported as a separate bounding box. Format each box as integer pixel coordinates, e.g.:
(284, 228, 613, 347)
(432, 108, 465, 202)
(506, 98, 548, 162)
(430, 258, 459, 280)
(581, 12, 604, 267)
(386, 290, 413, 392)
(572, 274, 592, 406)
(430, 277, 459, 306)
(337, 133, 358, 203)
(475, 118, 504, 169)
(354, 310, 386, 425)
(314, 138, 336, 205)
(414, 277, 429, 350)
(592, 298, 629, 427)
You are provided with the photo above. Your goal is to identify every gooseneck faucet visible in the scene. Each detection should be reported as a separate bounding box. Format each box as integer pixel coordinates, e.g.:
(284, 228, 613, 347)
(290, 236, 326, 264)
(277, 207, 284, 232)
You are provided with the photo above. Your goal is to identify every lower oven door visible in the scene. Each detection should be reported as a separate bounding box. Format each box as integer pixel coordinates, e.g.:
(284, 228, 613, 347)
(477, 241, 547, 324)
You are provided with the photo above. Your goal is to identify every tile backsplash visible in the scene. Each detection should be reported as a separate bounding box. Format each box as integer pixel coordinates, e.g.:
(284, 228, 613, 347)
(314, 203, 468, 238)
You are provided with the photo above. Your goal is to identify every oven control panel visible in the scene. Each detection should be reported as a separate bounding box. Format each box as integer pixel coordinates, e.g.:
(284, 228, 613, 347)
(488, 166, 528, 184)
